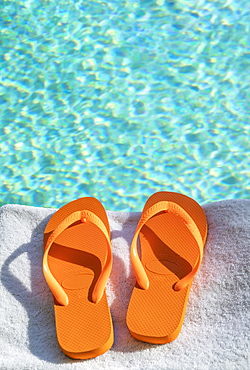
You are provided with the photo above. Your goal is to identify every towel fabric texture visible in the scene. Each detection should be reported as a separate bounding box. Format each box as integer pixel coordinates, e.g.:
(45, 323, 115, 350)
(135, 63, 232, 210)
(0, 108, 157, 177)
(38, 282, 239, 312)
(0, 200, 249, 369)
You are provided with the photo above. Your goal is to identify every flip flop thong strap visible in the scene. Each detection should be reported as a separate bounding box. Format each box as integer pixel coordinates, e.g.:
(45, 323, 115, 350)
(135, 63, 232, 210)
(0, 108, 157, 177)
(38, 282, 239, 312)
(130, 201, 204, 291)
(43, 210, 112, 305)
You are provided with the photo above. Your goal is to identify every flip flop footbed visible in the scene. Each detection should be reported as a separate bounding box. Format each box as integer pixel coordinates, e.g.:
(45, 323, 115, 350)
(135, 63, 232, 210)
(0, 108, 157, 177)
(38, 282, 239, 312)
(126, 192, 207, 344)
(44, 198, 113, 359)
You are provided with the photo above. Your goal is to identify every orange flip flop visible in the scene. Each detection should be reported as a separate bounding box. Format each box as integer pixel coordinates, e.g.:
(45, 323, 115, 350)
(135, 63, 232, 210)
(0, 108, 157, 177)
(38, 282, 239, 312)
(43, 197, 114, 359)
(126, 191, 207, 344)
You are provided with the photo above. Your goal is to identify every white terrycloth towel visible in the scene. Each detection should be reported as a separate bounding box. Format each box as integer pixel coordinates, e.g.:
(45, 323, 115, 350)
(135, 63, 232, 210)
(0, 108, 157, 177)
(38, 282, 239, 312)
(0, 200, 249, 370)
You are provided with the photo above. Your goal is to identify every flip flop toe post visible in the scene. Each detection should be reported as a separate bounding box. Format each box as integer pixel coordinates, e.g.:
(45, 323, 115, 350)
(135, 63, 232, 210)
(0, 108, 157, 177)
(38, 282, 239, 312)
(126, 192, 207, 344)
(43, 197, 114, 359)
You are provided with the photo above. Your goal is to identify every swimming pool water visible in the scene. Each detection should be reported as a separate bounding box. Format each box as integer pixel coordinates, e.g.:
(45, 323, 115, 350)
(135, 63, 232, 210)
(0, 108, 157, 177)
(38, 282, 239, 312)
(0, 0, 249, 211)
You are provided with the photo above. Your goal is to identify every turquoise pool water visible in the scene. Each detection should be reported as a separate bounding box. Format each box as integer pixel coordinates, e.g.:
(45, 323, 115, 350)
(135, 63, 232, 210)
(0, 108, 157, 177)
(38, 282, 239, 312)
(0, 0, 249, 211)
